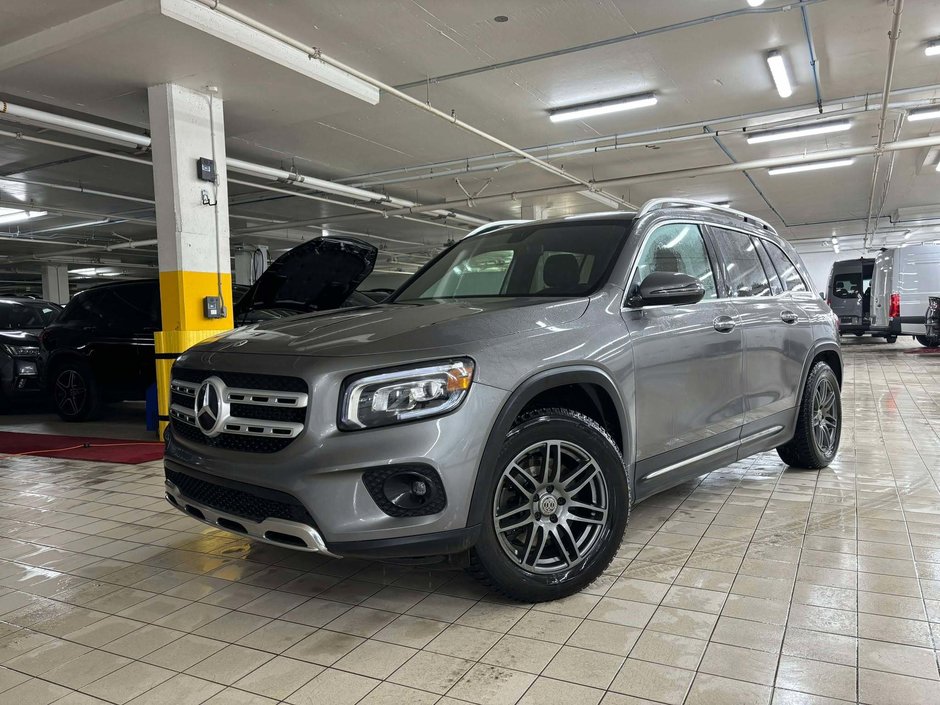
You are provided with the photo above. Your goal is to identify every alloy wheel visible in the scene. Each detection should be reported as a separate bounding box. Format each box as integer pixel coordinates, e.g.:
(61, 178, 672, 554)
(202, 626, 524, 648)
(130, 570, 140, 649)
(811, 377, 838, 456)
(54, 370, 86, 416)
(493, 439, 609, 574)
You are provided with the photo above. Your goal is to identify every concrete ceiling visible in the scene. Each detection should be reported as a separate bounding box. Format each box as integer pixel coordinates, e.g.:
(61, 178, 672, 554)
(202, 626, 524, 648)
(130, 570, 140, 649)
(2, 0, 940, 293)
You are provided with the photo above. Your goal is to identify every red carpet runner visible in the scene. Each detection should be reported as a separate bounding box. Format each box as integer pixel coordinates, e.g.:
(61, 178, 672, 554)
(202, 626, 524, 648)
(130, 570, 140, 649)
(0, 431, 163, 464)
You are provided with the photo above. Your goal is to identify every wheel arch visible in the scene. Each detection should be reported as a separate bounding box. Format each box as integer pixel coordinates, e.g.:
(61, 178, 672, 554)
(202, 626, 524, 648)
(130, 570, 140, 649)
(467, 366, 631, 528)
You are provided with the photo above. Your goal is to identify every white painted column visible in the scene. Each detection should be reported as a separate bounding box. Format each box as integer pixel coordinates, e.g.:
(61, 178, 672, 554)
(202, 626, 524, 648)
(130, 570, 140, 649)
(41, 264, 69, 303)
(147, 82, 232, 434)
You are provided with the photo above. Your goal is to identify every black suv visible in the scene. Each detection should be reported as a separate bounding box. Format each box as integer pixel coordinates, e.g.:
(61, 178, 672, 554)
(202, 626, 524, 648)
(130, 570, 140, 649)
(0, 297, 62, 409)
(40, 237, 377, 421)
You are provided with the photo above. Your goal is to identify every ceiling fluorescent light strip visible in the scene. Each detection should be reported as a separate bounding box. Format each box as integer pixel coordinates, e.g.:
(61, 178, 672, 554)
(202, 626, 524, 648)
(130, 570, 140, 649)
(549, 93, 657, 123)
(766, 51, 793, 98)
(907, 106, 940, 122)
(767, 158, 855, 176)
(747, 119, 852, 144)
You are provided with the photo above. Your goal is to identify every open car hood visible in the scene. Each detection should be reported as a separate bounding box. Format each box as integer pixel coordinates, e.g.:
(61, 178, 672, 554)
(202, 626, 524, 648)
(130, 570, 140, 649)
(235, 236, 377, 319)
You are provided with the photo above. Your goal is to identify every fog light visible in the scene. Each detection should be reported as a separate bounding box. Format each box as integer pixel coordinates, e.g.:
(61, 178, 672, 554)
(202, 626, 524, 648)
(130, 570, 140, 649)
(17, 362, 38, 376)
(362, 465, 447, 517)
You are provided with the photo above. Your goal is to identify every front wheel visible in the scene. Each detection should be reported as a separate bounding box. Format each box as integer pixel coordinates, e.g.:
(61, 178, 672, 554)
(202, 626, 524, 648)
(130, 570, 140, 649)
(885, 335, 897, 343)
(52, 362, 102, 421)
(777, 362, 841, 469)
(468, 408, 629, 602)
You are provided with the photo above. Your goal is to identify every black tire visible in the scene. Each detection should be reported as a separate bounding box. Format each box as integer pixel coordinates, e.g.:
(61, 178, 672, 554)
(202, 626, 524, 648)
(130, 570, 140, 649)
(885, 335, 897, 343)
(854, 332, 864, 337)
(777, 362, 841, 470)
(468, 408, 630, 602)
(915, 335, 939, 348)
(52, 361, 102, 421)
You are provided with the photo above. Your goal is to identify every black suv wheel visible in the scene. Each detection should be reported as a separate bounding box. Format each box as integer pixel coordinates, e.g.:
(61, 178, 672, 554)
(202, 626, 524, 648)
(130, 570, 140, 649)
(469, 408, 629, 602)
(777, 361, 841, 469)
(52, 362, 102, 422)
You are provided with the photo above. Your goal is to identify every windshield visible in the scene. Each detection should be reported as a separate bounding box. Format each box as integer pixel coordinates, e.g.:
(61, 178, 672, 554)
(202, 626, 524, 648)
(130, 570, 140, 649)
(393, 220, 631, 301)
(0, 300, 61, 329)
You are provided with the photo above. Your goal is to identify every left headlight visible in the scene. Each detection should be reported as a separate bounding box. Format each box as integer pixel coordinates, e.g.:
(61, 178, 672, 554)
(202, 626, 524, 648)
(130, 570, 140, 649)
(339, 358, 475, 430)
(3, 344, 40, 357)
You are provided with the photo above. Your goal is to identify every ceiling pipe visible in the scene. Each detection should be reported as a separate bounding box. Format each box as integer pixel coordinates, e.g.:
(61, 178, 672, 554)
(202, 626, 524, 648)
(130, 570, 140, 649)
(864, 0, 904, 249)
(0, 175, 154, 205)
(192, 0, 634, 210)
(800, 2, 824, 114)
(339, 81, 940, 187)
(393, 0, 831, 90)
(0, 101, 487, 227)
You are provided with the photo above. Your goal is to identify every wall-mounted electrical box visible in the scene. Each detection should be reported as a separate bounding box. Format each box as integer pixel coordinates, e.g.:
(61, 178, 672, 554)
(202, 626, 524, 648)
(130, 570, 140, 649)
(196, 157, 216, 182)
(203, 296, 225, 319)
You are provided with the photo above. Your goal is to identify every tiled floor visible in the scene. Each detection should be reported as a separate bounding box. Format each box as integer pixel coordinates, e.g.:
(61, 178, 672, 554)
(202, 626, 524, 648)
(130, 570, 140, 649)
(1, 338, 939, 705)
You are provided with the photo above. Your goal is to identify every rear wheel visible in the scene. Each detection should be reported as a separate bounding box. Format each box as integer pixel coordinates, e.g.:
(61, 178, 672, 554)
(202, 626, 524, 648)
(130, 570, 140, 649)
(468, 408, 629, 602)
(885, 335, 897, 343)
(52, 362, 102, 421)
(915, 335, 939, 348)
(777, 362, 841, 469)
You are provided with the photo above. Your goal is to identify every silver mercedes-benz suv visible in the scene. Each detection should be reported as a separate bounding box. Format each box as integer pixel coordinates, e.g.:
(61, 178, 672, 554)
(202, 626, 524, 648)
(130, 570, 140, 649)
(164, 199, 842, 601)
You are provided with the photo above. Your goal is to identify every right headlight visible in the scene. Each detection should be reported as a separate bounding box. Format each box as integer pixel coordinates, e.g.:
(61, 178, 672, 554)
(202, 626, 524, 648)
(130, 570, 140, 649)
(339, 358, 475, 430)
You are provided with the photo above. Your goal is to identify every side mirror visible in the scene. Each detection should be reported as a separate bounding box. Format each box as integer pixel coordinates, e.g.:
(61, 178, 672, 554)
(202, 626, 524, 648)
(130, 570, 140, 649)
(628, 271, 706, 308)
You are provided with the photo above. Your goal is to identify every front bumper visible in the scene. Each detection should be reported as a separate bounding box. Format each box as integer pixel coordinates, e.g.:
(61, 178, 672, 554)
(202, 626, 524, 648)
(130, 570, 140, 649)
(163, 356, 505, 556)
(165, 474, 339, 557)
(1, 356, 42, 399)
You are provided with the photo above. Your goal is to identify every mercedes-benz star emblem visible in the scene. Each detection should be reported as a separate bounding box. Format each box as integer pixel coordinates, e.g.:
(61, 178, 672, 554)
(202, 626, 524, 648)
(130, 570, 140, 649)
(195, 376, 228, 437)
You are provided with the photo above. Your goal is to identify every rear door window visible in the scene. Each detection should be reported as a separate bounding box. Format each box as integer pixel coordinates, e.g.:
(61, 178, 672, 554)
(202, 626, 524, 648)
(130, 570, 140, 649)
(832, 273, 862, 299)
(754, 239, 784, 295)
(764, 242, 809, 292)
(711, 228, 772, 297)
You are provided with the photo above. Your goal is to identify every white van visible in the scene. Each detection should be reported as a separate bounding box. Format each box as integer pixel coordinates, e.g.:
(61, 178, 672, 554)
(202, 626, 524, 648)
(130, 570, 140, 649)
(870, 244, 940, 346)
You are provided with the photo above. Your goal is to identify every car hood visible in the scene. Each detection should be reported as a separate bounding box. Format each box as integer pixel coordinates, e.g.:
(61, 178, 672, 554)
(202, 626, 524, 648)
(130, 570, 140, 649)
(235, 236, 377, 317)
(193, 297, 590, 357)
(0, 329, 40, 346)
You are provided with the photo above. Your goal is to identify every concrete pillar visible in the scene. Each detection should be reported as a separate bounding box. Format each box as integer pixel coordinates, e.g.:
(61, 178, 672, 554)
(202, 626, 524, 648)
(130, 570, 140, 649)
(148, 83, 232, 435)
(41, 264, 69, 303)
(520, 201, 544, 220)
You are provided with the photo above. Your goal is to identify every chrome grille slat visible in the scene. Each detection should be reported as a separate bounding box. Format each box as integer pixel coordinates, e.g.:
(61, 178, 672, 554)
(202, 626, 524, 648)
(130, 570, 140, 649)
(171, 381, 198, 397)
(224, 388, 308, 408)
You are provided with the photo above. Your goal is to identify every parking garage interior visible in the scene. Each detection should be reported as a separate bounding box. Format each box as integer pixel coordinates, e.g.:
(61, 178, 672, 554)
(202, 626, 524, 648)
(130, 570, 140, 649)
(1, 1, 940, 704)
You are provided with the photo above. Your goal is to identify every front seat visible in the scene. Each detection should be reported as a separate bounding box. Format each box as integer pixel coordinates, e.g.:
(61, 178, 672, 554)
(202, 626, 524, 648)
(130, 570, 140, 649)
(541, 253, 581, 294)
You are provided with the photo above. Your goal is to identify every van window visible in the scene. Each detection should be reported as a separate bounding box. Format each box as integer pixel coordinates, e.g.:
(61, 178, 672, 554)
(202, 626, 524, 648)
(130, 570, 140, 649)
(631, 223, 717, 299)
(711, 228, 772, 297)
(764, 242, 809, 292)
(832, 273, 862, 299)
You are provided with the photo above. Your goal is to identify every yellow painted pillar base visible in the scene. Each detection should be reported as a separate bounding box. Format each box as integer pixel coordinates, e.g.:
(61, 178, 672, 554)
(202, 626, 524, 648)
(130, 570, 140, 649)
(155, 329, 227, 437)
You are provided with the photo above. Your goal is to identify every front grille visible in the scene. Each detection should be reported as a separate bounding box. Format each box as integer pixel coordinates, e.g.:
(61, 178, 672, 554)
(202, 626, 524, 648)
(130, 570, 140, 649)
(166, 467, 314, 525)
(169, 368, 308, 453)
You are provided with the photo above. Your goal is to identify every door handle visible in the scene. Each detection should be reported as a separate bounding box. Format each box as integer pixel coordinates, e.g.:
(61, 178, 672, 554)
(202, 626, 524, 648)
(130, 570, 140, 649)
(713, 315, 736, 333)
(780, 310, 799, 324)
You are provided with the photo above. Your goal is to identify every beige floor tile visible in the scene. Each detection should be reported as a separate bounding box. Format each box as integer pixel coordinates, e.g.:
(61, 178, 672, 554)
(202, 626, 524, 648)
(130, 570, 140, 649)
(331, 639, 415, 679)
(646, 605, 719, 640)
(586, 597, 657, 629)
(857, 612, 934, 647)
(782, 627, 857, 667)
(518, 676, 604, 705)
(481, 634, 561, 674)
(567, 619, 642, 656)
(82, 661, 175, 704)
(124, 674, 224, 705)
(858, 668, 940, 705)
(629, 630, 707, 670)
(447, 663, 536, 705)
(858, 638, 940, 679)
(233, 656, 322, 700)
(286, 667, 379, 705)
(194, 612, 271, 643)
(699, 643, 779, 686)
(357, 681, 439, 705)
(711, 616, 785, 653)
(323, 606, 398, 638)
(388, 650, 473, 694)
(543, 645, 624, 688)
(282, 629, 363, 666)
(507, 610, 581, 644)
(141, 633, 226, 670)
(776, 655, 856, 702)
(609, 658, 694, 705)
(236, 619, 314, 653)
(185, 644, 274, 685)
(0, 678, 72, 705)
(685, 672, 772, 705)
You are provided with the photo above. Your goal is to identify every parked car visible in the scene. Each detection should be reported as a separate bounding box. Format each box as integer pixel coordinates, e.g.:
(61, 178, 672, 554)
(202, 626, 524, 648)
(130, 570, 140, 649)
(827, 257, 884, 339)
(0, 297, 62, 409)
(870, 244, 940, 346)
(163, 199, 842, 602)
(40, 236, 377, 421)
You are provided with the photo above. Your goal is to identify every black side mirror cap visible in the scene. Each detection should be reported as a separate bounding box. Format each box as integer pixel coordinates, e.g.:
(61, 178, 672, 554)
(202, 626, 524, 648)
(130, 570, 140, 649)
(629, 271, 706, 308)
